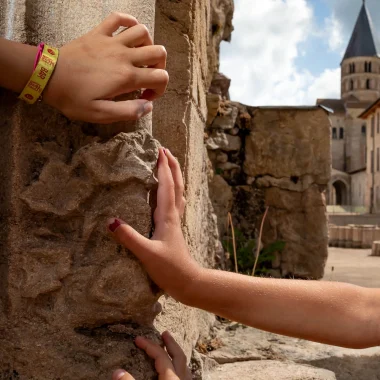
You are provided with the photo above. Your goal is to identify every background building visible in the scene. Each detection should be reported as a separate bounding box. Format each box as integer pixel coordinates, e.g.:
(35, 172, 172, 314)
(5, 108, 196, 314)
(317, 1, 380, 212)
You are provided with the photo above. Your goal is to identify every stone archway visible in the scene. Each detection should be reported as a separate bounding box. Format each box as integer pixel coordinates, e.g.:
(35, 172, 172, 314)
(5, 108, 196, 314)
(332, 180, 349, 205)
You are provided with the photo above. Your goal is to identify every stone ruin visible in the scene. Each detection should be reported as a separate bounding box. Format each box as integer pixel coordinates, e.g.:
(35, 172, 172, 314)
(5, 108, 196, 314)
(0, 0, 331, 379)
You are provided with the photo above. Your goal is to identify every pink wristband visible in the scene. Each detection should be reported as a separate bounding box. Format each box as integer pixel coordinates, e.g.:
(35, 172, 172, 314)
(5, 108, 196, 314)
(33, 42, 45, 70)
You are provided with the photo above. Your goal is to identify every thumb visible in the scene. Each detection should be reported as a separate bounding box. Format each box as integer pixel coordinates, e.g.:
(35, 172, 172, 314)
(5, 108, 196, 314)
(108, 218, 153, 260)
(112, 369, 135, 380)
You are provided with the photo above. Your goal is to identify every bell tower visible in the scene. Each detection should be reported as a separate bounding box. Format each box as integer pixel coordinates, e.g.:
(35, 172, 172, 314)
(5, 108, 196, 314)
(341, 0, 380, 103)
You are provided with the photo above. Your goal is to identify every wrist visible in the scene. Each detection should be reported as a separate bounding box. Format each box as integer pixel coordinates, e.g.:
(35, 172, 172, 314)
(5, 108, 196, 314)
(180, 266, 210, 307)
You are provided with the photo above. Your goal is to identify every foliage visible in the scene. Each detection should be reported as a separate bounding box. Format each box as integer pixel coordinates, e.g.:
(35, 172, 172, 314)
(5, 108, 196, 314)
(223, 228, 286, 276)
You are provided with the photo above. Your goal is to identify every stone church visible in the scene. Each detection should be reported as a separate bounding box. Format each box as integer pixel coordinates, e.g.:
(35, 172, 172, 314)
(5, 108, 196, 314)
(318, 0, 380, 212)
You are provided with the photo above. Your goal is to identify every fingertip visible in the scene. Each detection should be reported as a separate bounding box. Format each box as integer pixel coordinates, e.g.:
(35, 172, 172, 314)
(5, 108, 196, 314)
(112, 369, 132, 380)
(141, 101, 153, 117)
(107, 218, 126, 233)
(134, 336, 146, 347)
(162, 330, 171, 340)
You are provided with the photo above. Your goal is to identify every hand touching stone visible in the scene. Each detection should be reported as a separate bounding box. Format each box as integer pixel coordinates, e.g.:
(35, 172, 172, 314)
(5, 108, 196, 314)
(44, 13, 168, 123)
(108, 148, 202, 303)
(112, 331, 191, 380)
(0, 12, 168, 123)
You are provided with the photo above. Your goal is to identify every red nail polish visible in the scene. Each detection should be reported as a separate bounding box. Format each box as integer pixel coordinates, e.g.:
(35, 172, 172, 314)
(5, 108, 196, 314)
(109, 219, 121, 233)
(163, 148, 167, 156)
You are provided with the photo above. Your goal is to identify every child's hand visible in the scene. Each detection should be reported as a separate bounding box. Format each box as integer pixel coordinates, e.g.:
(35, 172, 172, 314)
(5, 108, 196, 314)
(112, 331, 191, 380)
(108, 148, 202, 304)
(44, 13, 168, 123)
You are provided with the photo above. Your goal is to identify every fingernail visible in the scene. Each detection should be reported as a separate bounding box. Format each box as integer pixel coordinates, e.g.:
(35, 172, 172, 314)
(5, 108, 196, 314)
(163, 148, 167, 156)
(113, 369, 127, 380)
(143, 101, 153, 115)
(108, 218, 121, 233)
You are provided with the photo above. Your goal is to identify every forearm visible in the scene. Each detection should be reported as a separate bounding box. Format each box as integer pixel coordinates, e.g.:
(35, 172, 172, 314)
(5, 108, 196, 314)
(0, 38, 37, 93)
(186, 268, 380, 349)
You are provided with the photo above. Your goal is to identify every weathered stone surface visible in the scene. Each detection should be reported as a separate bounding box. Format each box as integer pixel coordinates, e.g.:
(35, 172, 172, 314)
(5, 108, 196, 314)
(191, 350, 219, 380)
(206, 130, 241, 151)
(211, 104, 238, 130)
(209, 175, 233, 237)
(217, 162, 240, 171)
(229, 126, 240, 135)
(154, 0, 222, 363)
(209, 72, 232, 98)
(1, 1, 164, 377)
(207, 94, 222, 126)
(263, 192, 328, 279)
(206, 361, 336, 380)
(208, 349, 263, 364)
(208, 0, 234, 86)
(244, 108, 331, 185)
(1, 128, 161, 379)
(256, 174, 315, 192)
(205, 321, 380, 380)
(216, 151, 229, 163)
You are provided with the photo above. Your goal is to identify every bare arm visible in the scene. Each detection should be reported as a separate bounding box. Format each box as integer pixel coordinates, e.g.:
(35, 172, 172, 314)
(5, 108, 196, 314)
(109, 149, 380, 350)
(187, 269, 380, 349)
(0, 38, 37, 93)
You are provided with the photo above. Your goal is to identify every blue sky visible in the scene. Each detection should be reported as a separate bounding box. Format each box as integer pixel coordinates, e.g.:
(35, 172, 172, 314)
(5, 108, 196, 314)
(220, 0, 380, 106)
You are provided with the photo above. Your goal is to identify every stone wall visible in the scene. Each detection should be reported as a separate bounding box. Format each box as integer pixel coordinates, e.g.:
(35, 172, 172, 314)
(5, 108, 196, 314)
(153, 0, 221, 362)
(0, 2, 161, 379)
(0, 0, 222, 379)
(206, 90, 332, 279)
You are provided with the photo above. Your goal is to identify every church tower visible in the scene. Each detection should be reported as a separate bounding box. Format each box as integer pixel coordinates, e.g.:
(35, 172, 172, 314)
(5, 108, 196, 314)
(341, 0, 380, 103)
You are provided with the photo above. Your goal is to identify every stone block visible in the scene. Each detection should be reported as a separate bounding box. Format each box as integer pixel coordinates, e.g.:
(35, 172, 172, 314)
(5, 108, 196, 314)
(206, 360, 336, 380)
(207, 94, 222, 126)
(244, 108, 331, 185)
(0, 128, 161, 379)
(211, 103, 238, 130)
(352, 227, 363, 248)
(206, 130, 241, 151)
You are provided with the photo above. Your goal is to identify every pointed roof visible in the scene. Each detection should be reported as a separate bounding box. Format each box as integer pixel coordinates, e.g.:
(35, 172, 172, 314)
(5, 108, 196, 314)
(342, 1, 380, 61)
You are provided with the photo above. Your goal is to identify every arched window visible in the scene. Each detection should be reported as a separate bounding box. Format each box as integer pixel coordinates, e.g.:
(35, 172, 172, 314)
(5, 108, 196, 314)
(365, 62, 368, 72)
(367, 79, 371, 89)
(350, 80, 354, 90)
(352, 63, 355, 73)
(362, 125, 367, 135)
(369, 62, 372, 73)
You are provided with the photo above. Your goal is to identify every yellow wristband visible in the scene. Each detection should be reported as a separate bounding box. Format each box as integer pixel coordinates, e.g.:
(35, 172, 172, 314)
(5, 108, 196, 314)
(19, 45, 59, 105)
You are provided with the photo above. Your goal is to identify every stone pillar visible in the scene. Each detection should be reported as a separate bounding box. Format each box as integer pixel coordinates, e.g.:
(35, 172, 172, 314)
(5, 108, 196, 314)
(352, 227, 363, 248)
(345, 226, 353, 248)
(329, 225, 338, 247)
(152, 0, 216, 359)
(338, 227, 347, 248)
(362, 226, 375, 249)
(1, 2, 162, 379)
(372, 241, 380, 256)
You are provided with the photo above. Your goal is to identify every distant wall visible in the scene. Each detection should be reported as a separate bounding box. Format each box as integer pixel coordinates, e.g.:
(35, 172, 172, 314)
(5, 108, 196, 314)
(206, 101, 332, 280)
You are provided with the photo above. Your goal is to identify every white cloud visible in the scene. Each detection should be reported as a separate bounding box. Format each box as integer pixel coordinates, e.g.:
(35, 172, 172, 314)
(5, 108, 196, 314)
(220, 0, 327, 106)
(219, 0, 362, 106)
(324, 15, 345, 53)
(304, 68, 341, 104)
